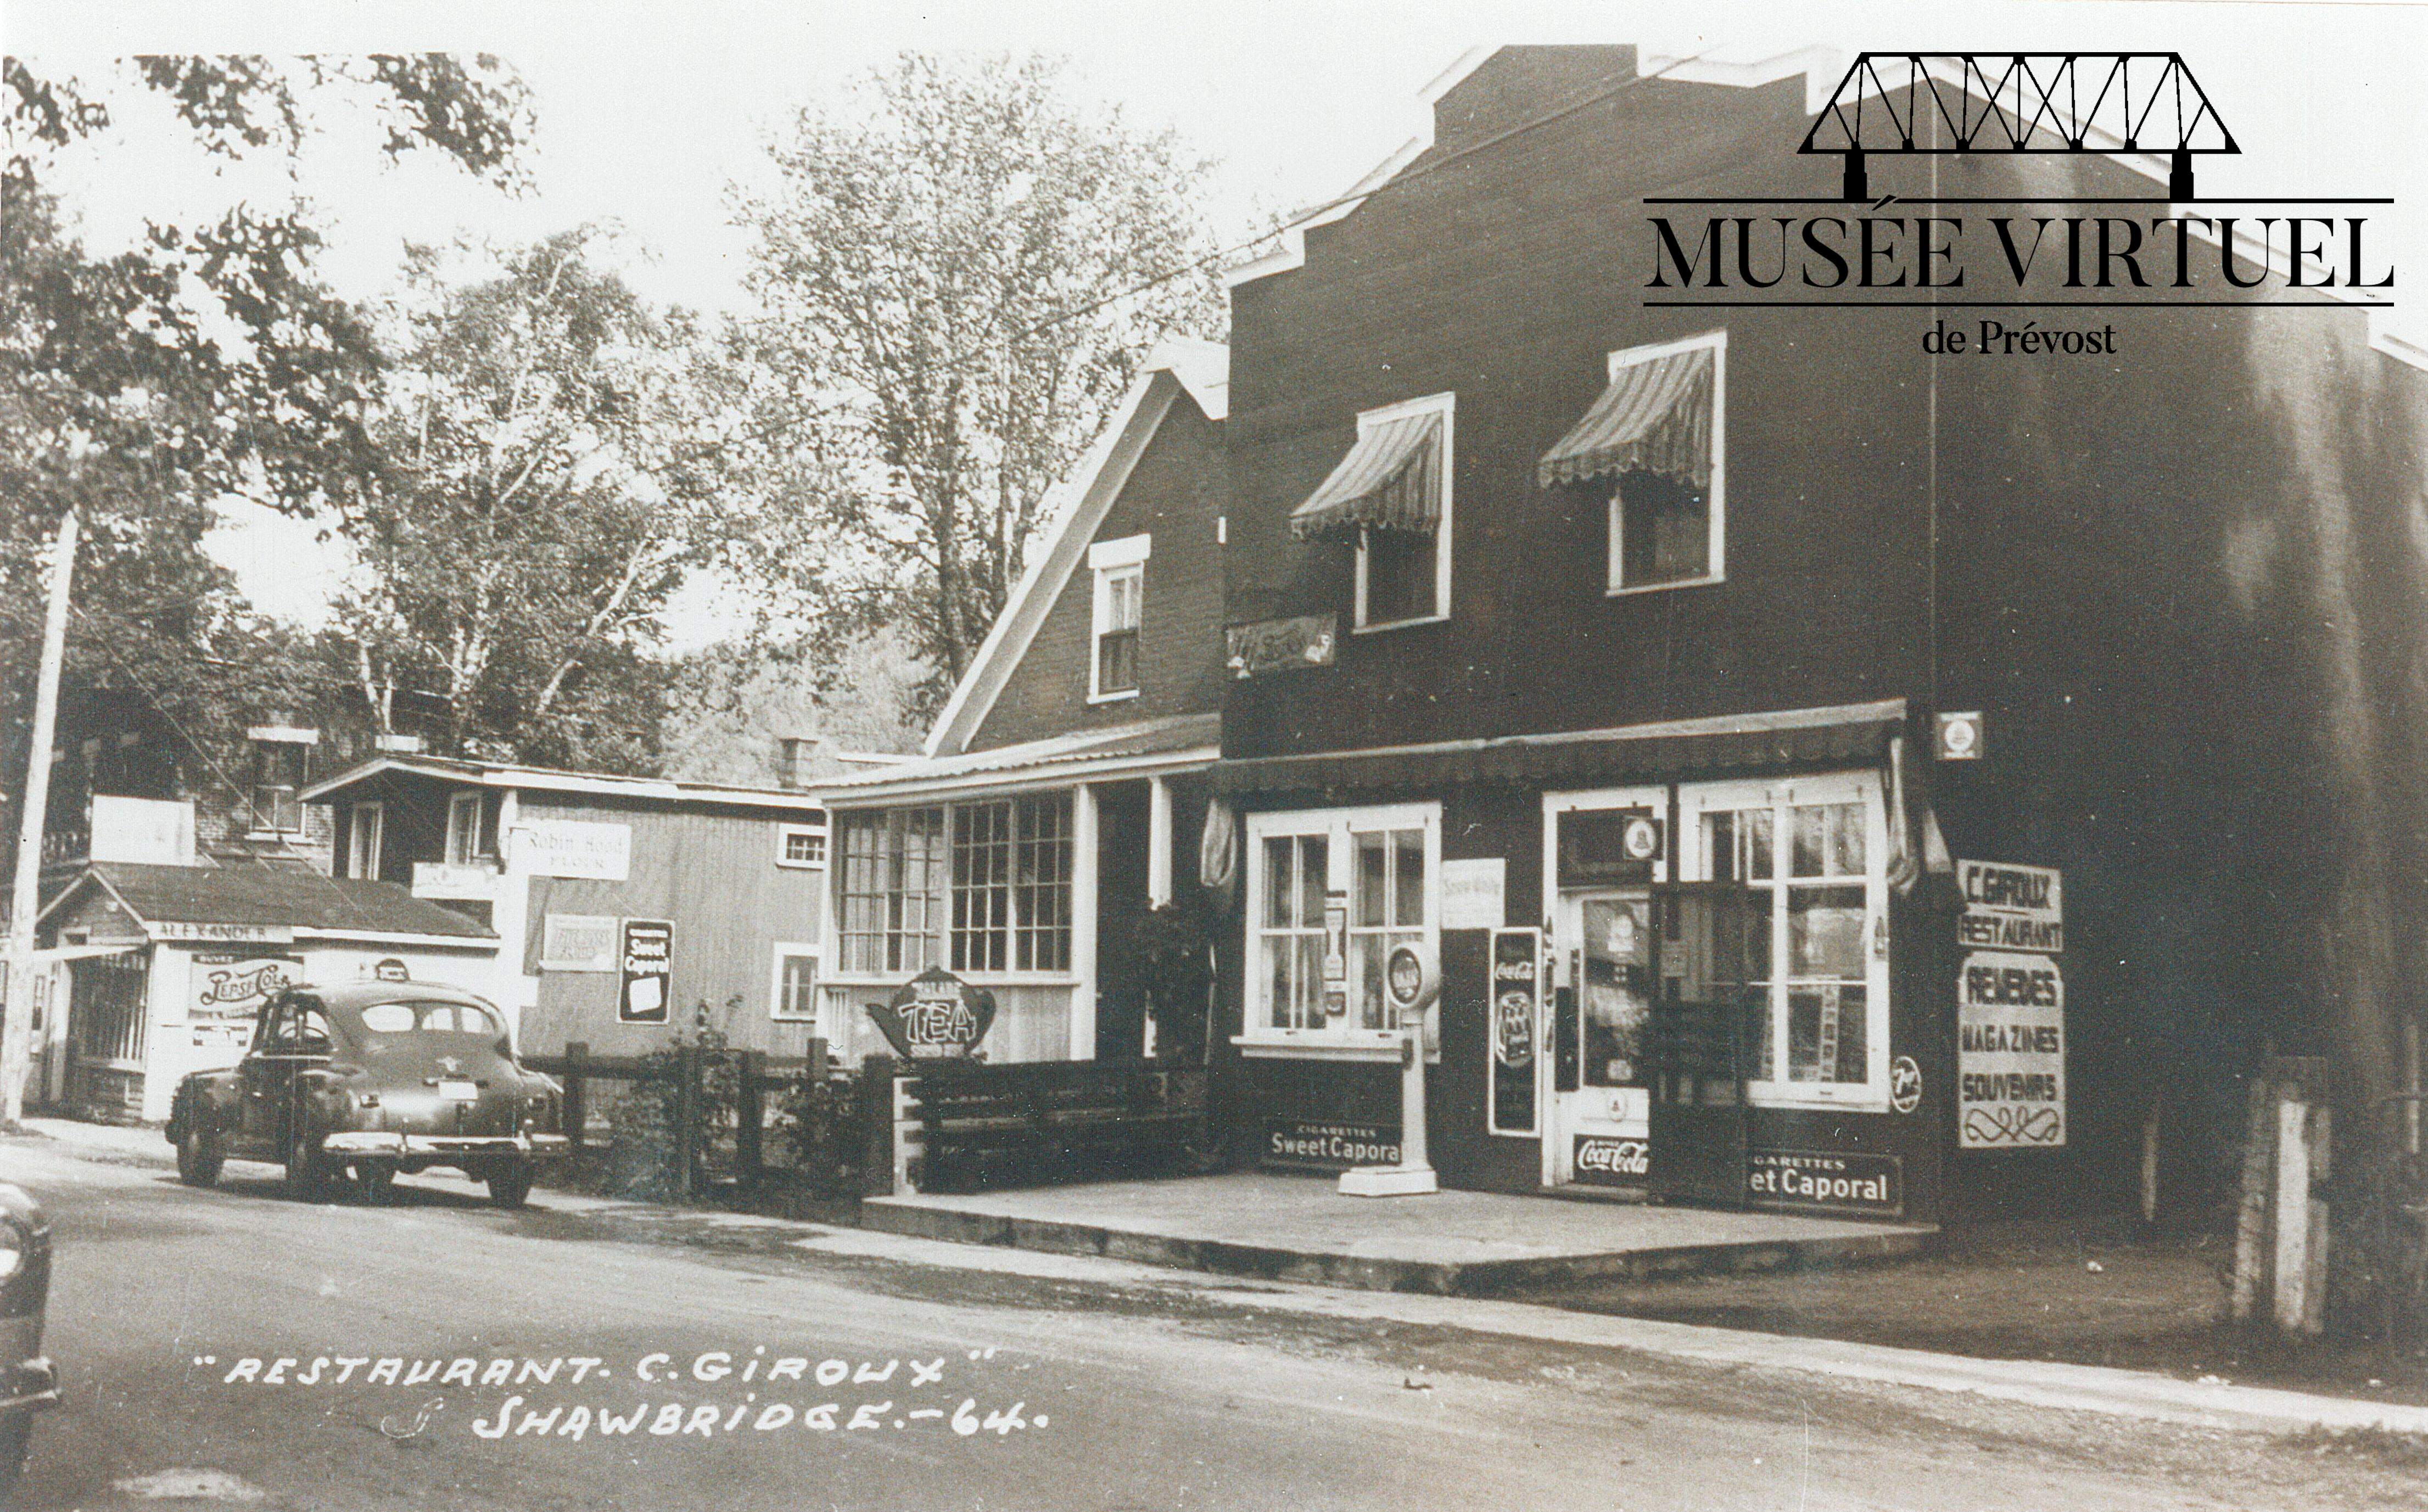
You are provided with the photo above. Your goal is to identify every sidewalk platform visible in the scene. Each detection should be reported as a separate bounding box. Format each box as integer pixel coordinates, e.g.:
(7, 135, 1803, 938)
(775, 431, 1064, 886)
(862, 1172, 1936, 1295)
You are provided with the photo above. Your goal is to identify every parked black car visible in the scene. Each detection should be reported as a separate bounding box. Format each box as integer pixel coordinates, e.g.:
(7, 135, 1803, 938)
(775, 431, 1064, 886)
(166, 982, 568, 1207)
(1, 1182, 58, 1503)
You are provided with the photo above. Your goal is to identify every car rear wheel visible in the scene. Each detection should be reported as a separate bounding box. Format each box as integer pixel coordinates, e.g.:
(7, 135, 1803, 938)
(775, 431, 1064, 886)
(284, 1129, 330, 1202)
(486, 1163, 533, 1209)
(175, 1121, 224, 1188)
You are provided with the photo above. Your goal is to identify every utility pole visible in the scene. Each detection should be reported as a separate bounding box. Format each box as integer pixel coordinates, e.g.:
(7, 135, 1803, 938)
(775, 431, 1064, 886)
(3, 508, 77, 1129)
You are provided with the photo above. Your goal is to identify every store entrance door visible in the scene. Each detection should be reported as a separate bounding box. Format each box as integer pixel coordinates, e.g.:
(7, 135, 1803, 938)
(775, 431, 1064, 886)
(1545, 889, 1654, 1188)
(1645, 883, 1754, 1207)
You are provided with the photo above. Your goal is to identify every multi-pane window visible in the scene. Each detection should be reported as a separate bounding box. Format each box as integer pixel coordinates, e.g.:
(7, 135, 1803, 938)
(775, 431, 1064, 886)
(771, 945, 819, 1021)
(1246, 805, 1439, 1042)
(837, 807, 946, 975)
(445, 792, 484, 866)
(839, 798, 1072, 977)
(1088, 533, 1149, 701)
(1612, 471, 1713, 589)
(1694, 781, 1883, 1099)
(776, 823, 827, 868)
(248, 740, 309, 835)
(1094, 565, 1141, 697)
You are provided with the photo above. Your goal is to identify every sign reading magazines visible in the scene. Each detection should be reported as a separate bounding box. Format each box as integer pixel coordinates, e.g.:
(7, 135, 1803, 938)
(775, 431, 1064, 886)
(1956, 860, 2065, 1149)
(617, 919, 674, 1024)
(863, 966, 997, 1060)
(1489, 927, 1540, 1135)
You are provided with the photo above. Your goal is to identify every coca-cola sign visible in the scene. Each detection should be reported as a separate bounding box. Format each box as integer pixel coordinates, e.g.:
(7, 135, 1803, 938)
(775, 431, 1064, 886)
(1571, 1135, 1649, 1186)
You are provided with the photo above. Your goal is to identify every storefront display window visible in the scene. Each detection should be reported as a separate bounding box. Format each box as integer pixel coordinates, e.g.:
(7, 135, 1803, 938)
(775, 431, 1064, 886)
(1686, 776, 1886, 1106)
(839, 797, 1074, 978)
(1243, 804, 1439, 1050)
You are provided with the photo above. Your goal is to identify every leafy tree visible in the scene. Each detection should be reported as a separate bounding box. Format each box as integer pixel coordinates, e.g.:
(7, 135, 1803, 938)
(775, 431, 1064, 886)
(725, 53, 1223, 707)
(1, 55, 530, 825)
(334, 228, 734, 771)
(658, 629, 929, 788)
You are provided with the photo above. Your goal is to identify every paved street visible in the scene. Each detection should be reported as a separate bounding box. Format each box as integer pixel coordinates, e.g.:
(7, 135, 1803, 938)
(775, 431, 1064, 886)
(4, 1135, 2415, 1511)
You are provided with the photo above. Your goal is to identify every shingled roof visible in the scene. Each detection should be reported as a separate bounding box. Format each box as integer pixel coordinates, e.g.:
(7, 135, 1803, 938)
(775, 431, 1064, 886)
(48, 862, 496, 940)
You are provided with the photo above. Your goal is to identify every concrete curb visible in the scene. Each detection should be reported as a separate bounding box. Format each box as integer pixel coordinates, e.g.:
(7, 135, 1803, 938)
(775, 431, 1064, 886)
(860, 1196, 1935, 1295)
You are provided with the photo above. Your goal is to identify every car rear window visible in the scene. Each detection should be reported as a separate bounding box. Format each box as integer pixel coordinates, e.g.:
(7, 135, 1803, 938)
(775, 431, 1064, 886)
(360, 1001, 502, 1035)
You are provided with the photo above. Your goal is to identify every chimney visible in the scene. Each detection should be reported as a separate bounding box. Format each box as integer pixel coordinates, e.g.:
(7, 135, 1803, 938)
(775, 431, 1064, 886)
(777, 736, 821, 789)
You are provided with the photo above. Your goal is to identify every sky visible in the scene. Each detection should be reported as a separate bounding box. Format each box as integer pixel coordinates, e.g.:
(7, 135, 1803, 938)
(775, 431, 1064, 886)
(11, 0, 2424, 638)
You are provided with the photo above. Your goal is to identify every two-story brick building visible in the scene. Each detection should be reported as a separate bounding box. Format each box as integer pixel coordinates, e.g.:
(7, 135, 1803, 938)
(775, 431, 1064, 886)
(1194, 46, 2428, 1228)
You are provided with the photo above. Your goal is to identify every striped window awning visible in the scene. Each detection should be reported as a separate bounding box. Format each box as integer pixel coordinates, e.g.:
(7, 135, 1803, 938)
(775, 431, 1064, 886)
(1288, 410, 1442, 540)
(1536, 346, 1714, 491)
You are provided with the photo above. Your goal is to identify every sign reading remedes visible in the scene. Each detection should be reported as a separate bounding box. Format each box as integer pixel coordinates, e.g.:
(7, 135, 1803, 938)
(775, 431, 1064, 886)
(1957, 949, 2067, 1149)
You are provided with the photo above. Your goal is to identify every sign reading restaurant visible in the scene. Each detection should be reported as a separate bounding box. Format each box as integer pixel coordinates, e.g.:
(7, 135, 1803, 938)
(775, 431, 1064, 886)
(1956, 859, 2063, 954)
(1956, 856, 2066, 1149)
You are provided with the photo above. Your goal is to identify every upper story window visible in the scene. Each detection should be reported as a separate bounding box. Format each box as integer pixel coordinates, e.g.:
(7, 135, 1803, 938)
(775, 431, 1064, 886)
(1087, 534, 1150, 702)
(244, 726, 316, 836)
(445, 792, 485, 866)
(835, 794, 1076, 979)
(1288, 391, 1454, 631)
(776, 822, 828, 869)
(1537, 329, 1725, 595)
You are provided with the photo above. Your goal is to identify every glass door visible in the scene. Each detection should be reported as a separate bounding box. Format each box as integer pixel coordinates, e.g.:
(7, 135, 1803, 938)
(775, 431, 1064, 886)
(1547, 888, 1654, 1186)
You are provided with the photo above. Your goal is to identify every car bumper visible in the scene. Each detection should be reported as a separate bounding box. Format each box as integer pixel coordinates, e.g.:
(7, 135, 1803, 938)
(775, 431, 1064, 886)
(1, 1357, 58, 1414)
(320, 1133, 570, 1160)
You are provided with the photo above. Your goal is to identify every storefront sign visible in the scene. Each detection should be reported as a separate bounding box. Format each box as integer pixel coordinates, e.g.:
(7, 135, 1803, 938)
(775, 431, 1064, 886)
(515, 819, 633, 881)
(1957, 949, 2066, 1148)
(1224, 613, 1336, 678)
(864, 967, 998, 1060)
(1957, 859, 2063, 954)
(153, 921, 293, 945)
(188, 952, 301, 1021)
(540, 914, 618, 972)
(1747, 1149, 1904, 1216)
(1489, 927, 1540, 1135)
(1441, 859, 1506, 930)
(617, 919, 675, 1024)
(1571, 1135, 1648, 1186)
(1263, 1119, 1400, 1171)
(1890, 1054, 1923, 1114)
(372, 958, 410, 982)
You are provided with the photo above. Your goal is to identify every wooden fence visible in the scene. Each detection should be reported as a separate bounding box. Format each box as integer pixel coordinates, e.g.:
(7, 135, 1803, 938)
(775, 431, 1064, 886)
(523, 1039, 835, 1200)
(877, 1056, 1209, 1195)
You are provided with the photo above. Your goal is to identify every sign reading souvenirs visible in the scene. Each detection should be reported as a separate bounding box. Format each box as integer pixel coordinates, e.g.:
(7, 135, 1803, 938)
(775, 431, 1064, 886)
(1747, 1149, 1904, 1217)
(863, 967, 998, 1060)
(1957, 859, 2063, 954)
(1440, 858, 1506, 930)
(1264, 1119, 1400, 1171)
(1571, 1134, 1649, 1187)
(1957, 949, 2067, 1149)
(617, 919, 675, 1024)
(1489, 927, 1541, 1135)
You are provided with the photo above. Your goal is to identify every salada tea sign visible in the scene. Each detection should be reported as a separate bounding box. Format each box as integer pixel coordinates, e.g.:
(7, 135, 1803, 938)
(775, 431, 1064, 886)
(864, 967, 997, 1060)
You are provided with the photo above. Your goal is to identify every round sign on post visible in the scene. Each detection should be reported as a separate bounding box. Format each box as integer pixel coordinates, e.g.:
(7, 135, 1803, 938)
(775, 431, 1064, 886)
(1344, 940, 1441, 1198)
(1383, 940, 1440, 1026)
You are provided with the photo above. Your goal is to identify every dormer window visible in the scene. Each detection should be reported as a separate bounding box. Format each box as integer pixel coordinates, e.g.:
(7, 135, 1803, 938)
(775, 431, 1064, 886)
(1538, 330, 1725, 594)
(1289, 391, 1454, 630)
(1088, 534, 1150, 702)
(243, 725, 317, 836)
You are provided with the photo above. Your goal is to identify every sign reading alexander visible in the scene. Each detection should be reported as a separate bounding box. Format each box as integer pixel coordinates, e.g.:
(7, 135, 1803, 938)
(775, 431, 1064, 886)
(863, 967, 997, 1060)
(1958, 949, 2066, 1149)
(1264, 1119, 1400, 1171)
(617, 919, 674, 1024)
(1747, 1149, 1903, 1216)
(1957, 859, 2063, 954)
(1571, 1135, 1648, 1186)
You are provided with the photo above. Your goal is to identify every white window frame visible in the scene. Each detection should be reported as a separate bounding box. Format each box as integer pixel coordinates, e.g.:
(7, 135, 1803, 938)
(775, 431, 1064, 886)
(445, 792, 484, 866)
(1235, 802, 1441, 1061)
(1087, 533, 1150, 703)
(347, 802, 385, 880)
(1676, 771, 1889, 1112)
(247, 736, 311, 837)
(827, 796, 1081, 987)
(769, 940, 821, 1022)
(1605, 328, 1726, 597)
(775, 821, 829, 870)
(1351, 390, 1455, 633)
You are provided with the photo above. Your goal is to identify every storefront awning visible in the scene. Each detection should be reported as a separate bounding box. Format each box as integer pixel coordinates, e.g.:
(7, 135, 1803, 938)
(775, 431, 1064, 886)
(1288, 411, 1442, 540)
(1212, 700, 1906, 796)
(1536, 346, 1714, 490)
